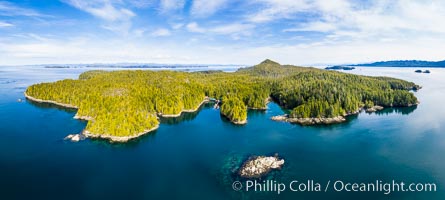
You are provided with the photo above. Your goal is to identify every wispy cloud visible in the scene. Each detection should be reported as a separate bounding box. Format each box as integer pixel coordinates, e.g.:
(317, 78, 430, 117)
(186, 21, 255, 39)
(0, 21, 13, 27)
(64, 0, 135, 21)
(128, 0, 153, 9)
(186, 22, 205, 33)
(151, 28, 171, 37)
(191, 0, 229, 17)
(63, 0, 136, 34)
(3, 0, 445, 65)
(0, 1, 49, 17)
(159, 0, 185, 13)
(247, 0, 310, 23)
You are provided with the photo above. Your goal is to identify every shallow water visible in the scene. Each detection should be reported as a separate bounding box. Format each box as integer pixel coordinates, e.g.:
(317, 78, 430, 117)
(0, 66, 444, 199)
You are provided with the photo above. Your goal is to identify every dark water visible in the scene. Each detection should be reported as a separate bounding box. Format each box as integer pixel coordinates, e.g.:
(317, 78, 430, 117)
(0, 66, 444, 200)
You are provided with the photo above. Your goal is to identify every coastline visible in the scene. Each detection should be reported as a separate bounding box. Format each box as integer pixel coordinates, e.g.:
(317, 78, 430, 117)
(159, 98, 209, 117)
(271, 114, 346, 125)
(271, 104, 418, 125)
(24, 92, 78, 109)
(82, 125, 159, 143)
(220, 112, 247, 125)
(24, 92, 201, 142)
(247, 97, 271, 110)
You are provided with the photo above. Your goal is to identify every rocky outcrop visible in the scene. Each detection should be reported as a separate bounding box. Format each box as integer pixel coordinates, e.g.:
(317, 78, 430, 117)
(82, 125, 159, 143)
(64, 134, 86, 142)
(239, 155, 285, 178)
(232, 119, 247, 125)
(365, 105, 384, 113)
(73, 115, 94, 121)
(271, 114, 346, 125)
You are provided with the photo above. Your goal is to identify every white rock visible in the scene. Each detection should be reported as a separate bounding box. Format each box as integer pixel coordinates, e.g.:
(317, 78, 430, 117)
(64, 134, 84, 142)
(71, 134, 80, 142)
(239, 155, 285, 178)
(64, 134, 75, 140)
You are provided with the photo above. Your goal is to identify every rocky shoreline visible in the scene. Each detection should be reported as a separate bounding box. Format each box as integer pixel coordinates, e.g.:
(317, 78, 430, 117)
(24, 92, 160, 142)
(24, 92, 78, 109)
(73, 115, 94, 121)
(270, 104, 416, 125)
(220, 112, 247, 125)
(159, 98, 209, 117)
(365, 105, 384, 113)
(271, 114, 346, 125)
(82, 125, 159, 143)
(232, 119, 247, 125)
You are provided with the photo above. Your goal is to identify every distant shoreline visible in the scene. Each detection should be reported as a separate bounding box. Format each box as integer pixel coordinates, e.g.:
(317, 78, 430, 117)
(352, 66, 445, 68)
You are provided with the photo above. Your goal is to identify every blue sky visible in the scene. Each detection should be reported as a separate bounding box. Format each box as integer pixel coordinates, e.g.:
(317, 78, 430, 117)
(1, 0, 445, 65)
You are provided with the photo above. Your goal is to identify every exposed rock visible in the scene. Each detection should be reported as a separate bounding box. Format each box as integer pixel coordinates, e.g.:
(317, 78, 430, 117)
(233, 120, 247, 125)
(239, 155, 285, 178)
(73, 115, 94, 121)
(271, 114, 346, 125)
(271, 115, 288, 121)
(64, 134, 85, 142)
(82, 125, 159, 143)
(366, 105, 384, 113)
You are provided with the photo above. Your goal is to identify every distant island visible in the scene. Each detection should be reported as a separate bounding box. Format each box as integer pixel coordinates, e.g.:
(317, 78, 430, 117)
(415, 69, 431, 73)
(25, 59, 420, 142)
(347, 60, 445, 67)
(325, 66, 356, 70)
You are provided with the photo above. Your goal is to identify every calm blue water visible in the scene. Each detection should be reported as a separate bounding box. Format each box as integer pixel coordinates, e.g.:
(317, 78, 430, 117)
(0, 66, 444, 200)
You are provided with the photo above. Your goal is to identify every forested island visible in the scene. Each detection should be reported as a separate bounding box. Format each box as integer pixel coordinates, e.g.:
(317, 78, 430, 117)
(348, 60, 445, 67)
(25, 59, 420, 142)
(325, 66, 355, 70)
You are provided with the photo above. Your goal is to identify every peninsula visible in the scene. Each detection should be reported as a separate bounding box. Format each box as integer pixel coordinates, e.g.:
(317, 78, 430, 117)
(25, 59, 419, 142)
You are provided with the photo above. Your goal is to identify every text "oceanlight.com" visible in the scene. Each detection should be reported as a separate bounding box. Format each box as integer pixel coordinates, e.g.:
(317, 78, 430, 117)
(232, 180, 437, 195)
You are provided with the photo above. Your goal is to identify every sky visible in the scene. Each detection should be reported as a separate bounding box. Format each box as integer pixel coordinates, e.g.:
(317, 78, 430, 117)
(1, 0, 445, 66)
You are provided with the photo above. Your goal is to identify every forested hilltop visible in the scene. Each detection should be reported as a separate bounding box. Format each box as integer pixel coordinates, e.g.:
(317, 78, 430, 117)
(25, 59, 420, 142)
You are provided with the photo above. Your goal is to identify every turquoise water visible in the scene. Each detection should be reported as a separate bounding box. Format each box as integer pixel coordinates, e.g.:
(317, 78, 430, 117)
(0, 66, 444, 199)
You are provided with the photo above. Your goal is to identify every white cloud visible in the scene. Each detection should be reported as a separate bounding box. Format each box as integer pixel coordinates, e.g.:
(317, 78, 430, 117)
(247, 0, 310, 23)
(3, 0, 445, 66)
(283, 21, 337, 32)
(128, 0, 154, 8)
(2, 32, 445, 66)
(191, 0, 229, 17)
(186, 22, 205, 33)
(0, 21, 13, 27)
(63, 0, 136, 35)
(186, 22, 254, 38)
(171, 23, 184, 29)
(64, 0, 135, 21)
(151, 28, 171, 37)
(0, 1, 49, 17)
(250, 0, 445, 45)
(159, 0, 185, 13)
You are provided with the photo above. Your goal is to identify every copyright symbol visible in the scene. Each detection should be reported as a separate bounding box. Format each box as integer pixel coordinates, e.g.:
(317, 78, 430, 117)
(232, 181, 243, 191)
